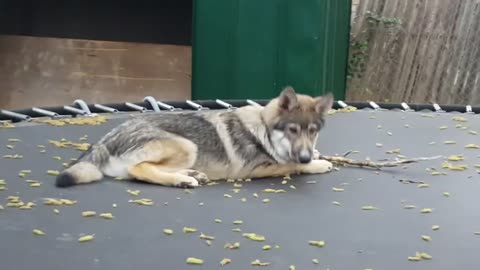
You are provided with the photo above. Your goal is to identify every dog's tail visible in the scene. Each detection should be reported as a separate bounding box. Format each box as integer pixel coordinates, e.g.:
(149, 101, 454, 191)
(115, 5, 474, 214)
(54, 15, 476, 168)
(55, 146, 106, 187)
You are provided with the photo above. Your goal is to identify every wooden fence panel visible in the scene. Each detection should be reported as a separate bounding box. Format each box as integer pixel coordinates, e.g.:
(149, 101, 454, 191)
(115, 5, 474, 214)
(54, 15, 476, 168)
(347, 0, 480, 105)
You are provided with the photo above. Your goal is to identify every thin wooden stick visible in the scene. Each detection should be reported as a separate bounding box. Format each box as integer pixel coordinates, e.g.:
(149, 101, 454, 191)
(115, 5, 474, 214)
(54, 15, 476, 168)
(316, 154, 442, 169)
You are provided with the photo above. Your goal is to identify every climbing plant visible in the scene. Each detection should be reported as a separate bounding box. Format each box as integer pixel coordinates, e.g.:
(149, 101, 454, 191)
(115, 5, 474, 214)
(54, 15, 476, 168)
(347, 11, 402, 80)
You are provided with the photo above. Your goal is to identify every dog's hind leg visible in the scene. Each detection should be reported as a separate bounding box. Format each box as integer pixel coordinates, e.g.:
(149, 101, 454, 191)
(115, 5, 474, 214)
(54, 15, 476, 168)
(128, 162, 199, 188)
(127, 137, 208, 188)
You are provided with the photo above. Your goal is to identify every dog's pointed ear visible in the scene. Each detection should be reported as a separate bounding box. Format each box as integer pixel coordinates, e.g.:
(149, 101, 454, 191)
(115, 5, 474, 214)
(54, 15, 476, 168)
(315, 92, 334, 115)
(278, 86, 298, 111)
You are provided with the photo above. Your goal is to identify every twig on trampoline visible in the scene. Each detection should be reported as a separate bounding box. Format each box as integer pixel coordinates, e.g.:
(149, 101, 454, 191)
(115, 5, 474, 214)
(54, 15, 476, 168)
(316, 154, 442, 170)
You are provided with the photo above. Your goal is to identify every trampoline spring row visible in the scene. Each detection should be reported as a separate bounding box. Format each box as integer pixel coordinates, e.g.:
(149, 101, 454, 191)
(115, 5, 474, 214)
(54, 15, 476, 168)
(1, 97, 479, 122)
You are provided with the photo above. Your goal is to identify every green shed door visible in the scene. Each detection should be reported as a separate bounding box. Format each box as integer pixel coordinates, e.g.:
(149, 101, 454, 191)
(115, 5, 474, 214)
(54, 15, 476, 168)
(192, 0, 351, 100)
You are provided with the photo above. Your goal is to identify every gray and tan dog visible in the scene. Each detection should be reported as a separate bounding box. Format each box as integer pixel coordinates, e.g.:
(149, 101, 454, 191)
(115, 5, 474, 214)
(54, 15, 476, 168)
(56, 87, 334, 188)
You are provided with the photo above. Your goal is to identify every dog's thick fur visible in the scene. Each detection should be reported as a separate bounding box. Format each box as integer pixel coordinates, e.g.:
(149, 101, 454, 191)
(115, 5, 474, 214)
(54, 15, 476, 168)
(56, 87, 334, 188)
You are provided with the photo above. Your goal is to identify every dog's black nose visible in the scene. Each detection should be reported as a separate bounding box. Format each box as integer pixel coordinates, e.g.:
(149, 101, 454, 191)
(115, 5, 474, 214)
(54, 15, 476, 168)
(299, 152, 312, 164)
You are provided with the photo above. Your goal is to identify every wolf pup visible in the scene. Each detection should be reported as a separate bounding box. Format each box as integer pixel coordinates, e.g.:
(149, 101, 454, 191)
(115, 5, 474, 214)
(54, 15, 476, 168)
(56, 87, 334, 188)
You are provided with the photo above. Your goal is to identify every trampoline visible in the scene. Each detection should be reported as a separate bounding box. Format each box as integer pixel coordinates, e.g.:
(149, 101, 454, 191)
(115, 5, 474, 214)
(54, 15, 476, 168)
(0, 98, 479, 270)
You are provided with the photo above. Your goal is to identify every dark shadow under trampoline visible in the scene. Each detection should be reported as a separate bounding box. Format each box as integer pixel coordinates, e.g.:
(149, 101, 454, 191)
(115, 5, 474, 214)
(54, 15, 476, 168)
(0, 106, 479, 270)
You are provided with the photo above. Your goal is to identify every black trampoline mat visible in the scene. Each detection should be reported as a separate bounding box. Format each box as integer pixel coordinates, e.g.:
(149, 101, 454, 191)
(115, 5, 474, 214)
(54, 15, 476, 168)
(0, 109, 479, 270)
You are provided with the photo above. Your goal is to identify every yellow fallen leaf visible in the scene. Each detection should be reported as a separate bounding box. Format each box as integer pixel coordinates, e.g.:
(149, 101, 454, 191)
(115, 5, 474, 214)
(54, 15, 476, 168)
(452, 116, 467, 122)
(243, 233, 266, 241)
(60, 199, 77, 205)
(82, 211, 96, 217)
(309, 240, 326, 247)
(251, 259, 270, 266)
(127, 189, 140, 196)
(465, 144, 480, 149)
(99, 213, 114, 219)
(224, 242, 240, 249)
(418, 252, 432, 260)
(47, 170, 60, 176)
(442, 161, 468, 171)
(8, 196, 20, 202)
(448, 155, 464, 161)
(19, 202, 36, 210)
(220, 258, 231, 266)
(33, 229, 45, 235)
(449, 165, 468, 171)
(183, 227, 197, 233)
(128, 198, 154, 206)
(199, 233, 215, 240)
(78, 234, 95, 242)
(421, 235, 431, 241)
(186, 257, 204, 265)
(43, 198, 77, 206)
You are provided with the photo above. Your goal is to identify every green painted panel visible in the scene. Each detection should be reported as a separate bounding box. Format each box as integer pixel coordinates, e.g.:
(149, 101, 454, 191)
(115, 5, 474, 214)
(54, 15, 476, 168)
(192, 0, 351, 100)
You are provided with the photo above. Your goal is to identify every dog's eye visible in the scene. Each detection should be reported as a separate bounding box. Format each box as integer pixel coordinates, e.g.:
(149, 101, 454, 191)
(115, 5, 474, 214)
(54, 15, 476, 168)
(308, 124, 318, 134)
(288, 126, 299, 134)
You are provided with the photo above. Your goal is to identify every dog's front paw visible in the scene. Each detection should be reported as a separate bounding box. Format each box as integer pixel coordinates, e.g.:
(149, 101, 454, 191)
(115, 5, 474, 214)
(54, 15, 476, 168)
(313, 149, 320, 160)
(173, 175, 199, 188)
(301, 160, 333, 174)
(177, 169, 210, 185)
